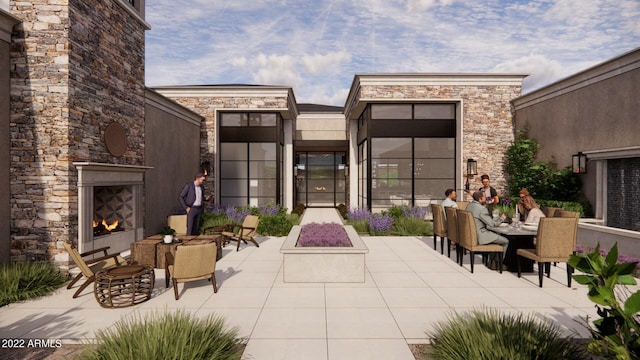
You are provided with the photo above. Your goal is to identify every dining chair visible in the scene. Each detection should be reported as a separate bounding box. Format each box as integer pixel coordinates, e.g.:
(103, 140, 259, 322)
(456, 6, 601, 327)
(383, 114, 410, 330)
(542, 206, 562, 218)
(457, 201, 470, 210)
(221, 215, 260, 251)
(430, 204, 447, 253)
(516, 217, 578, 287)
(444, 206, 461, 264)
(165, 242, 218, 300)
(63, 242, 127, 298)
(456, 210, 504, 273)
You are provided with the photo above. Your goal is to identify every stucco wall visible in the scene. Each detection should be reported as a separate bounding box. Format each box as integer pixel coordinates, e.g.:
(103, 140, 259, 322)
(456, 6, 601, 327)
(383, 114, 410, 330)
(144, 89, 203, 235)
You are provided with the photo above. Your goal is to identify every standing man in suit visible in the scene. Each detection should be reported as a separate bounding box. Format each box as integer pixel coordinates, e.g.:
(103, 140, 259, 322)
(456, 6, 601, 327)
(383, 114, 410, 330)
(179, 173, 212, 235)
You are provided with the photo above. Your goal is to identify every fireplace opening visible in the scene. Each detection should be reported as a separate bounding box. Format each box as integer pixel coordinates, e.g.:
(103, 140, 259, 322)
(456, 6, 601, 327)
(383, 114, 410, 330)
(93, 219, 125, 237)
(94, 185, 134, 239)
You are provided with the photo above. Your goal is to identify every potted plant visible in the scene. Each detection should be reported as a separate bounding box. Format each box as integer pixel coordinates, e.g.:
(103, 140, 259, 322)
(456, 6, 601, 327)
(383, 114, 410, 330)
(161, 227, 176, 243)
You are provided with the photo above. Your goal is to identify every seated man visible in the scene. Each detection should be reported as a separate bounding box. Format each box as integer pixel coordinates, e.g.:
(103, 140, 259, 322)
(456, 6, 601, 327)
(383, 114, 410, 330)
(466, 191, 509, 270)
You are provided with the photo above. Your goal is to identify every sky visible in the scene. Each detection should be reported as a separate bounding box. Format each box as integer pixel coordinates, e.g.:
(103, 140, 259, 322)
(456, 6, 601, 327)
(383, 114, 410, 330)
(145, 0, 640, 106)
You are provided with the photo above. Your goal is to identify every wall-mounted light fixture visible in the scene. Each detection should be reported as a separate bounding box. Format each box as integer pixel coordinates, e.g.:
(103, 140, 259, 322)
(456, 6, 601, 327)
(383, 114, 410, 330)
(200, 161, 210, 176)
(572, 152, 588, 174)
(465, 158, 478, 191)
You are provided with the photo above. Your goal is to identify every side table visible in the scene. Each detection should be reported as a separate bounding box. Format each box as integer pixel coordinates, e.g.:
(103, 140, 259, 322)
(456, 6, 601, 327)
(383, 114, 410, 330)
(130, 237, 162, 267)
(94, 265, 155, 308)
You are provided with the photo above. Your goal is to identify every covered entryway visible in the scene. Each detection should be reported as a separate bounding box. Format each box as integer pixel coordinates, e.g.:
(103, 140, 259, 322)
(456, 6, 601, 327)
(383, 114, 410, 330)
(295, 151, 347, 207)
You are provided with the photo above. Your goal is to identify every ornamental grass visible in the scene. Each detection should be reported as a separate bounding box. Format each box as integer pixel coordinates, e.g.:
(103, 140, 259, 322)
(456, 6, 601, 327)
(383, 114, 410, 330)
(78, 310, 244, 360)
(427, 308, 588, 360)
(0, 261, 67, 307)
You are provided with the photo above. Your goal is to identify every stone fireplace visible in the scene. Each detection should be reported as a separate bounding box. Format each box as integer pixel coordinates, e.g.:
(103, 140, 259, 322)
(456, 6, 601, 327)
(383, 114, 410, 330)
(74, 162, 151, 254)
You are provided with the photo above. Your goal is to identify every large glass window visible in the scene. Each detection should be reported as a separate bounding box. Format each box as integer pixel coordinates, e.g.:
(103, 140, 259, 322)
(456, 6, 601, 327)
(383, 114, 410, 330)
(220, 142, 277, 207)
(221, 112, 278, 127)
(360, 103, 457, 211)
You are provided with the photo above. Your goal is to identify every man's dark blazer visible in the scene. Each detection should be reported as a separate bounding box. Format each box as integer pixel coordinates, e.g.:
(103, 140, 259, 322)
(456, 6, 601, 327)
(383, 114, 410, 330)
(179, 182, 204, 209)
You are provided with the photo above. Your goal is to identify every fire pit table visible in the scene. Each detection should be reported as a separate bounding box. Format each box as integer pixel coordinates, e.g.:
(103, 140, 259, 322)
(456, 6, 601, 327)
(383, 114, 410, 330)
(94, 265, 155, 308)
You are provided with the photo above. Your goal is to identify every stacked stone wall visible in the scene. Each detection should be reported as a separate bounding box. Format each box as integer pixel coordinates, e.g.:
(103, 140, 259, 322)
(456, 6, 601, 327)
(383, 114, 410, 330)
(360, 84, 521, 196)
(9, 0, 145, 264)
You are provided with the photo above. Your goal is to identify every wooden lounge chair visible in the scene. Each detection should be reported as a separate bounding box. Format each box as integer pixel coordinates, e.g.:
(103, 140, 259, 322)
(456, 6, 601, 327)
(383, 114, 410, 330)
(63, 242, 127, 298)
(221, 215, 260, 251)
(431, 204, 447, 254)
(456, 210, 504, 274)
(165, 242, 218, 300)
(516, 217, 578, 287)
(444, 206, 461, 264)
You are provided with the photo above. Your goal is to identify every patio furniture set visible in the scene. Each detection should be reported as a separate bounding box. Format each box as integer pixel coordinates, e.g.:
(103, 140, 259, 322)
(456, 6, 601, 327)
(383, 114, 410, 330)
(64, 215, 260, 306)
(431, 203, 579, 287)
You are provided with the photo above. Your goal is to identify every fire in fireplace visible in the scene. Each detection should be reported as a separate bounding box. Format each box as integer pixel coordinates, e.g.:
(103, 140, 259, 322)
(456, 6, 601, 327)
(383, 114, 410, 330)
(93, 219, 125, 237)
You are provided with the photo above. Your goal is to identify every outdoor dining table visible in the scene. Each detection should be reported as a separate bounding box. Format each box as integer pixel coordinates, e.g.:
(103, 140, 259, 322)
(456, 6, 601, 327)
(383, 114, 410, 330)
(487, 225, 538, 272)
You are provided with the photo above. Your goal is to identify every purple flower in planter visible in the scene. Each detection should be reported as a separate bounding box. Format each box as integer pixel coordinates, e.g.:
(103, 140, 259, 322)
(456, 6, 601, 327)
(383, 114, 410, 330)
(225, 206, 251, 224)
(368, 213, 393, 235)
(258, 203, 281, 216)
(297, 222, 352, 247)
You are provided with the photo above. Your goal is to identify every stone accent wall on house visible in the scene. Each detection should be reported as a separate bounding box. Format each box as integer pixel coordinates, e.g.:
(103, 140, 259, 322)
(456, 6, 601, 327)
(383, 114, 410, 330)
(9, 0, 146, 264)
(359, 84, 521, 196)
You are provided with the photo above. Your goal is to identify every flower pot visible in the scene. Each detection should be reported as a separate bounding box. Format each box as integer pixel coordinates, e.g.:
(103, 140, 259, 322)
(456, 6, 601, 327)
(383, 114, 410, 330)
(163, 234, 174, 244)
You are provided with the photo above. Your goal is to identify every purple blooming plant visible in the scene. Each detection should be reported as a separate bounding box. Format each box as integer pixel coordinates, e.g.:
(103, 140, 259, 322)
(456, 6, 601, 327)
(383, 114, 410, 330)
(258, 203, 281, 216)
(368, 213, 394, 235)
(225, 206, 251, 224)
(401, 206, 427, 219)
(347, 207, 371, 221)
(297, 222, 352, 247)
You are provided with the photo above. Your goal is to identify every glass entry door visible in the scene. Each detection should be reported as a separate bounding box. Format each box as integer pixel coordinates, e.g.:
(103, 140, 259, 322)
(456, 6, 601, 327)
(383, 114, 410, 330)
(295, 152, 346, 207)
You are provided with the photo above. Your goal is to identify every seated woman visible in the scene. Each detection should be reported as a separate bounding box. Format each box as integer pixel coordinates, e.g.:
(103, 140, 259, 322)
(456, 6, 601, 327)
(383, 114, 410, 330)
(520, 195, 546, 224)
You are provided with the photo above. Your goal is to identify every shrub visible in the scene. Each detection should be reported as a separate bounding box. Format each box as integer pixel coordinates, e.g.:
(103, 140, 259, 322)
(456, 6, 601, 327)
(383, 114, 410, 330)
(0, 262, 67, 307)
(256, 214, 295, 236)
(291, 203, 306, 217)
(78, 310, 243, 360)
(368, 212, 394, 235)
(569, 243, 640, 358)
(427, 308, 588, 360)
(504, 130, 591, 214)
(349, 219, 369, 233)
(392, 216, 432, 236)
(336, 203, 348, 219)
(297, 222, 351, 247)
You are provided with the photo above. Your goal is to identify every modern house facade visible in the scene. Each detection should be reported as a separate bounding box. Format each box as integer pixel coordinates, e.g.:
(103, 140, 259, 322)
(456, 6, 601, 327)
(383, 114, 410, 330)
(1, 0, 637, 268)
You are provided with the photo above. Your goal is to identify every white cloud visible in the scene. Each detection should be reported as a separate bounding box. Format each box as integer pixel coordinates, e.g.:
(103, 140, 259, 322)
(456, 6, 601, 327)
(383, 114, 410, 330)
(301, 52, 352, 74)
(251, 54, 300, 86)
(146, 0, 640, 104)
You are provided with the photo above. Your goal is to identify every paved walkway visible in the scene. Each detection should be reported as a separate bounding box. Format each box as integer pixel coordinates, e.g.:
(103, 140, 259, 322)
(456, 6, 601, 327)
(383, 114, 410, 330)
(0, 208, 609, 359)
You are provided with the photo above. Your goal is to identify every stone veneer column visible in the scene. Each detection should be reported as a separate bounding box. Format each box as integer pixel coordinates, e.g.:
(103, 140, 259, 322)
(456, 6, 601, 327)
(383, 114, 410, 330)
(9, 0, 148, 265)
(0, 9, 20, 263)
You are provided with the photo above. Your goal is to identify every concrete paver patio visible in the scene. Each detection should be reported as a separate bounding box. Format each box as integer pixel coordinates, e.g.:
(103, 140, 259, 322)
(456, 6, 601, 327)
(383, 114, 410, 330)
(0, 209, 614, 359)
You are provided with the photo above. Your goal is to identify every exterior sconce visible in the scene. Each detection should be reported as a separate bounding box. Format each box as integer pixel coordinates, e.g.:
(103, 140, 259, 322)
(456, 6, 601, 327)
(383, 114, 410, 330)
(200, 161, 210, 176)
(344, 164, 349, 178)
(572, 152, 588, 174)
(465, 158, 478, 191)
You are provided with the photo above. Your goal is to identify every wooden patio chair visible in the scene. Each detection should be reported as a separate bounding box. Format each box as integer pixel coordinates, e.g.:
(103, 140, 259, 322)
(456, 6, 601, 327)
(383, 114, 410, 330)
(444, 206, 461, 264)
(431, 204, 447, 254)
(457, 201, 470, 210)
(165, 242, 217, 300)
(63, 242, 127, 298)
(456, 210, 504, 274)
(542, 206, 563, 218)
(221, 215, 260, 251)
(516, 217, 578, 287)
